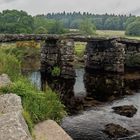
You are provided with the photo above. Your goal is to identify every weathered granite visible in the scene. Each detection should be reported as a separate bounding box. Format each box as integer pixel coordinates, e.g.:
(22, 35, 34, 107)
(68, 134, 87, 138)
(85, 40, 125, 73)
(41, 39, 75, 79)
(0, 94, 22, 114)
(0, 111, 32, 140)
(103, 123, 134, 139)
(58, 39, 75, 78)
(0, 94, 32, 140)
(0, 74, 11, 88)
(112, 105, 137, 118)
(34, 120, 72, 140)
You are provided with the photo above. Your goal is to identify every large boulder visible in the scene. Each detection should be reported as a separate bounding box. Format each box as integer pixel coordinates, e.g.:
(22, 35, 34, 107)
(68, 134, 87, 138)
(103, 123, 134, 139)
(0, 74, 11, 88)
(0, 94, 22, 114)
(112, 105, 137, 118)
(0, 94, 32, 140)
(0, 111, 32, 140)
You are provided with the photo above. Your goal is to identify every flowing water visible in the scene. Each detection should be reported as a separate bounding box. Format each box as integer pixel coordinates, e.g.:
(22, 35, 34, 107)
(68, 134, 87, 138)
(27, 68, 140, 140)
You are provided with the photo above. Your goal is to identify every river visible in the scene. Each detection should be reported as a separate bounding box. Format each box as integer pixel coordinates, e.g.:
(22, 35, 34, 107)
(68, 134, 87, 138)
(27, 68, 140, 140)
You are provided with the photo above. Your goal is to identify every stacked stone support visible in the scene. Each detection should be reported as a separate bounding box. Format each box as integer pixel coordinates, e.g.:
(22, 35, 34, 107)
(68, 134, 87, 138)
(41, 39, 59, 72)
(85, 40, 125, 73)
(41, 39, 75, 79)
(58, 39, 75, 78)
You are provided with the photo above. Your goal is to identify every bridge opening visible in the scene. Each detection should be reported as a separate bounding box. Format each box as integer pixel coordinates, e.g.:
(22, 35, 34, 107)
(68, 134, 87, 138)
(74, 42, 87, 68)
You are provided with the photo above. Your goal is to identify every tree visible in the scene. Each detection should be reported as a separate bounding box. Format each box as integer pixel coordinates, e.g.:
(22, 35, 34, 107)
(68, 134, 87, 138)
(34, 16, 66, 34)
(125, 21, 140, 36)
(104, 17, 122, 30)
(48, 20, 66, 34)
(79, 19, 96, 35)
(0, 10, 34, 33)
(125, 16, 136, 29)
(35, 27, 47, 34)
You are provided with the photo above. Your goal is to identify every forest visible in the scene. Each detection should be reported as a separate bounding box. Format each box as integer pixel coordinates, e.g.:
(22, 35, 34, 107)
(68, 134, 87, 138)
(0, 10, 140, 36)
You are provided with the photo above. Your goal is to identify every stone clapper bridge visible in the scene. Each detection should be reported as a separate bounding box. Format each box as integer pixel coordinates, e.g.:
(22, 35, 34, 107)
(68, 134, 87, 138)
(0, 34, 140, 79)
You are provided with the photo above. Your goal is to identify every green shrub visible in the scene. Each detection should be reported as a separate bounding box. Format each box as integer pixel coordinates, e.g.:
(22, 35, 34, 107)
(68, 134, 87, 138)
(0, 77, 66, 124)
(0, 46, 66, 132)
(0, 51, 21, 81)
(51, 66, 61, 77)
(79, 19, 96, 35)
(1, 44, 40, 61)
(22, 111, 33, 133)
(126, 53, 140, 67)
(74, 42, 86, 57)
(125, 21, 140, 36)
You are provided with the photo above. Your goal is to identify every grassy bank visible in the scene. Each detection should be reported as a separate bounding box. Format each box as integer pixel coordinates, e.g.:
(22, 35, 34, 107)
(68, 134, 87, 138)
(96, 30, 140, 40)
(0, 41, 41, 71)
(0, 47, 66, 134)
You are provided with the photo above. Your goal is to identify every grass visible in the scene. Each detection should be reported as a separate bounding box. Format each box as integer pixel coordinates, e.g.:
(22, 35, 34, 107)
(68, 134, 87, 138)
(1, 78, 66, 124)
(96, 30, 140, 40)
(0, 46, 66, 134)
(96, 30, 125, 37)
(0, 41, 40, 61)
(0, 41, 41, 71)
(0, 51, 21, 81)
(74, 42, 86, 57)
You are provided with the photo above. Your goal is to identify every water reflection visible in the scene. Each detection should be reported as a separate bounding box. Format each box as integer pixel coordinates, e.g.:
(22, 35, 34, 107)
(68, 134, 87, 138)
(38, 69, 140, 114)
(41, 71, 85, 114)
(28, 69, 140, 139)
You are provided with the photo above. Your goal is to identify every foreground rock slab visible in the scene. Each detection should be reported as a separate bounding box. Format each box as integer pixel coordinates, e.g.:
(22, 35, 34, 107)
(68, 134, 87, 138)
(34, 120, 72, 140)
(0, 111, 32, 140)
(103, 123, 134, 139)
(0, 94, 32, 140)
(0, 94, 22, 114)
(112, 105, 137, 118)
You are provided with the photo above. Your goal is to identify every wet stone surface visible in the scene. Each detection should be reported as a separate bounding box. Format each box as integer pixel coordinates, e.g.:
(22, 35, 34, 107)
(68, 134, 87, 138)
(103, 123, 134, 139)
(112, 105, 137, 118)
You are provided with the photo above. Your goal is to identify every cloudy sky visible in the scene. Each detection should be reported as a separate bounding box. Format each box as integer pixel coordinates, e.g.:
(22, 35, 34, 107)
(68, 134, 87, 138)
(0, 0, 140, 16)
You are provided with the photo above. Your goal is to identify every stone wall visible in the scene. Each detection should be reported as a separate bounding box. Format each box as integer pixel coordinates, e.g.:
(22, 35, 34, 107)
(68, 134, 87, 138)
(85, 40, 125, 73)
(41, 39, 75, 79)
(124, 42, 140, 68)
(58, 39, 75, 78)
(41, 39, 59, 72)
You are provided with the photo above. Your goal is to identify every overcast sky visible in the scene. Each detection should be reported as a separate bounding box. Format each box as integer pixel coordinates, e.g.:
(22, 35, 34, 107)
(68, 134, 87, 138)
(0, 0, 140, 16)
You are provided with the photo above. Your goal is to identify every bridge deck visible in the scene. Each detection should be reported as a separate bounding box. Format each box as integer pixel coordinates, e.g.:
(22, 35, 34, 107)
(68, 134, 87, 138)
(0, 34, 139, 44)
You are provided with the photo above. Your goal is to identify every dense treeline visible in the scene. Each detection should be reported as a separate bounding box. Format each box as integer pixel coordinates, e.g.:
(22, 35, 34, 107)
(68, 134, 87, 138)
(46, 12, 138, 30)
(0, 10, 139, 36)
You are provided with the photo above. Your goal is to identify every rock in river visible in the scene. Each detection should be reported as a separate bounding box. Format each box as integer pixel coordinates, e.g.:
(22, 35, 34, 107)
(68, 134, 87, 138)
(103, 123, 134, 139)
(112, 105, 137, 118)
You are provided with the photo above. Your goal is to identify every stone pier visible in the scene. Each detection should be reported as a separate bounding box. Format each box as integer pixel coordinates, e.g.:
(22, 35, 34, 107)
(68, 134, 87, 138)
(85, 40, 125, 73)
(41, 39, 75, 79)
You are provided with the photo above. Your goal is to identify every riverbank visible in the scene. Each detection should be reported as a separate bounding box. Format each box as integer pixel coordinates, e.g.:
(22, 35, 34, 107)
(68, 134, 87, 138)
(61, 92, 140, 140)
(0, 45, 67, 137)
(0, 74, 71, 140)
